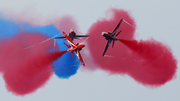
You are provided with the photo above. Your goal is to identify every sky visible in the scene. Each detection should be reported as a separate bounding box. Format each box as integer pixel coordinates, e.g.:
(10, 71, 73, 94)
(0, 0, 180, 101)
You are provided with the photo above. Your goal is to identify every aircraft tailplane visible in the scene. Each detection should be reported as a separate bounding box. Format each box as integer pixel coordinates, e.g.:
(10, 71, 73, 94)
(112, 40, 115, 47)
(116, 30, 122, 36)
(71, 52, 74, 58)
(63, 42, 70, 48)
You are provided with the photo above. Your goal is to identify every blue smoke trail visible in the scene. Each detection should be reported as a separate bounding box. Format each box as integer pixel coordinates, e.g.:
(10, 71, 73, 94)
(0, 18, 80, 79)
(0, 18, 18, 39)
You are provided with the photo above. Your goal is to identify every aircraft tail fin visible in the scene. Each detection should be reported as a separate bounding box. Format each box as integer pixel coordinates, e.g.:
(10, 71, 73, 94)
(71, 52, 74, 58)
(63, 42, 74, 58)
(116, 30, 122, 36)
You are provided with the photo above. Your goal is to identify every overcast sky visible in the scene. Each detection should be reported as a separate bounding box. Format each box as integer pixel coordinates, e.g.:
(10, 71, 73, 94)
(0, 0, 180, 101)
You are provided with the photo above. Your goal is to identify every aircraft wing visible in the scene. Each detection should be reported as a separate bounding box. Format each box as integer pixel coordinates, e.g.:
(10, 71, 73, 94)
(75, 35, 90, 37)
(74, 50, 85, 66)
(62, 31, 76, 48)
(103, 39, 112, 56)
(111, 19, 123, 36)
(54, 36, 66, 39)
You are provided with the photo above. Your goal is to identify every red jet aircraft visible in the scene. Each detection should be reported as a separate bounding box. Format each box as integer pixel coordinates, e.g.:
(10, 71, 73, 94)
(102, 19, 123, 56)
(62, 31, 85, 66)
(55, 29, 89, 41)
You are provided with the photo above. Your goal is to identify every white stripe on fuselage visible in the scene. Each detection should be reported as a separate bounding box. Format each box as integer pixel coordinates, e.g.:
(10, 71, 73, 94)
(67, 40, 76, 48)
(75, 50, 80, 59)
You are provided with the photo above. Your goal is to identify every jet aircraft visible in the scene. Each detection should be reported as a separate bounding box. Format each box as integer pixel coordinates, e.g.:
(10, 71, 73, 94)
(62, 31, 85, 66)
(55, 29, 89, 41)
(102, 19, 123, 56)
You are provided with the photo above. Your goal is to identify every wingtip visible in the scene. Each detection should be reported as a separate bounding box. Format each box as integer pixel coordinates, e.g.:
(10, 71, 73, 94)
(82, 63, 85, 66)
(62, 31, 66, 34)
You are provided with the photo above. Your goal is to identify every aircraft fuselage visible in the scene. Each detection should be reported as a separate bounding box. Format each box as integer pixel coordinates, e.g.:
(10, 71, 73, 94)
(102, 32, 119, 41)
(69, 31, 76, 41)
(67, 43, 85, 52)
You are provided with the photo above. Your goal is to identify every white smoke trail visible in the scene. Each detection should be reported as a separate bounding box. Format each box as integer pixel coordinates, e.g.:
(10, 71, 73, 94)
(123, 19, 136, 28)
(24, 33, 60, 49)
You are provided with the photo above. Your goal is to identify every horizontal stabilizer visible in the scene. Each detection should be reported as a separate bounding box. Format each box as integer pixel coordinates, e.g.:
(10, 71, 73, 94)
(63, 42, 70, 48)
(116, 30, 122, 36)
(71, 52, 74, 58)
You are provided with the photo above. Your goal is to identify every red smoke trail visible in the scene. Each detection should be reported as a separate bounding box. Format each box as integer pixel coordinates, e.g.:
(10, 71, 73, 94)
(118, 39, 177, 86)
(86, 8, 177, 86)
(48, 51, 67, 61)
(0, 32, 66, 96)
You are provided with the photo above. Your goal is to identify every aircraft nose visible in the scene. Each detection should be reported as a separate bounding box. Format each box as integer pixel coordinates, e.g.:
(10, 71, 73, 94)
(101, 32, 104, 35)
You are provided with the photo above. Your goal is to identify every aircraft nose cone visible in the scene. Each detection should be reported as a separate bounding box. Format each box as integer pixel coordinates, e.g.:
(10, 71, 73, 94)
(83, 44, 85, 47)
(101, 32, 105, 35)
(79, 43, 85, 48)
